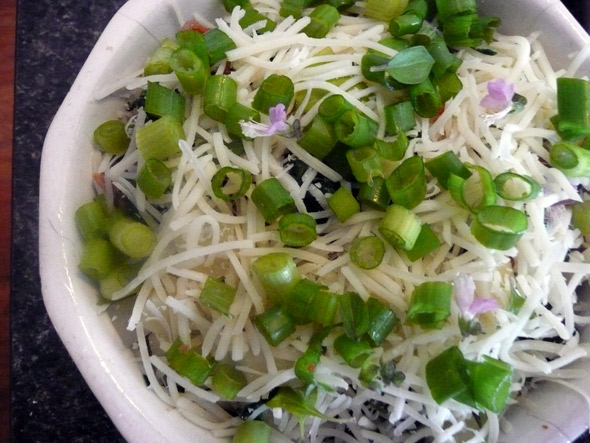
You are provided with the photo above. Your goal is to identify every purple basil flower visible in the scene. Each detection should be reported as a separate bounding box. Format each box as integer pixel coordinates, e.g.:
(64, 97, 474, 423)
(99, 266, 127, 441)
(454, 273, 500, 320)
(239, 104, 290, 138)
(480, 78, 516, 111)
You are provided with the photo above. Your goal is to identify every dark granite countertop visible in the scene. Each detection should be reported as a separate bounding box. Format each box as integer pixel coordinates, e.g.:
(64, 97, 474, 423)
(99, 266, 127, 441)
(10, 0, 590, 442)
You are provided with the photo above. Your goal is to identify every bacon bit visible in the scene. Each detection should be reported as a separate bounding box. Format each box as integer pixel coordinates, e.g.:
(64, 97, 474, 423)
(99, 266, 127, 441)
(223, 61, 233, 75)
(93, 172, 105, 189)
(432, 104, 445, 122)
(181, 19, 210, 33)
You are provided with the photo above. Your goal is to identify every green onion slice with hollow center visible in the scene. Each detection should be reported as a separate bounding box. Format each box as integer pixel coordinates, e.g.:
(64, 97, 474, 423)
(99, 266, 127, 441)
(378, 204, 422, 251)
(279, 212, 317, 247)
(211, 166, 252, 202)
(385, 155, 427, 209)
(470, 205, 528, 250)
(493, 172, 541, 201)
(448, 163, 496, 212)
(350, 235, 385, 270)
(407, 281, 452, 329)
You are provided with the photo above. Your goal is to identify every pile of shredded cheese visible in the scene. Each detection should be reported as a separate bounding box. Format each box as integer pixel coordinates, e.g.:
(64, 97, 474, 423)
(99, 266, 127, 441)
(92, 1, 590, 441)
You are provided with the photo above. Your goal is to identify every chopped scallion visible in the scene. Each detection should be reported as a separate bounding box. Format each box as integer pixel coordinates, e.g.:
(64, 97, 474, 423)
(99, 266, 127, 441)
(169, 48, 209, 95)
(378, 204, 422, 250)
(254, 304, 296, 346)
(555, 77, 590, 141)
(252, 74, 294, 114)
(211, 166, 252, 202)
(549, 141, 590, 177)
(285, 278, 327, 324)
(385, 155, 427, 209)
(203, 28, 237, 65)
(298, 115, 338, 159)
(407, 281, 452, 329)
(572, 201, 590, 235)
(109, 218, 157, 259)
(93, 120, 129, 155)
(145, 82, 186, 122)
(279, 212, 317, 247)
(302, 5, 340, 38)
(493, 172, 541, 201)
(203, 75, 238, 122)
(448, 163, 496, 212)
(165, 338, 212, 386)
(200, 277, 236, 316)
(252, 252, 301, 304)
(470, 205, 528, 250)
(78, 238, 117, 281)
(350, 235, 385, 270)
(211, 363, 247, 400)
(366, 298, 397, 346)
(233, 421, 271, 443)
(334, 334, 374, 368)
(334, 109, 378, 148)
(75, 200, 109, 240)
(327, 187, 360, 222)
(365, 0, 408, 21)
(251, 177, 297, 223)
(346, 146, 384, 184)
(404, 223, 441, 262)
(136, 115, 185, 159)
(137, 158, 172, 199)
(425, 150, 471, 190)
(358, 176, 391, 211)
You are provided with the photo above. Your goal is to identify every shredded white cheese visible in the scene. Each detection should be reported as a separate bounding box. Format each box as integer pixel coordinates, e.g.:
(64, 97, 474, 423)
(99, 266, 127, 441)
(93, 1, 590, 441)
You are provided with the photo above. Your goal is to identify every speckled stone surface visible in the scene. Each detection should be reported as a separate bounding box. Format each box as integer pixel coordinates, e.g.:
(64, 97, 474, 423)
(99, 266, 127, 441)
(10, 0, 590, 442)
(12, 1, 127, 442)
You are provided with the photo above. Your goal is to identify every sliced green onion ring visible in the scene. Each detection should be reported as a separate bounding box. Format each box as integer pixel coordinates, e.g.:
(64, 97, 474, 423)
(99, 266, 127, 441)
(448, 163, 496, 212)
(328, 187, 360, 222)
(470, 205, 528, 250)
(385, 155, 427, 209)
(425, 345, 471, 405)
(366, 298, 397, 346)
(251, 177, 296, 222)
(350, 235, 385, 269)
(279, 212, 317, 247)
(378, 204, 422, 250)
(211, 166, 252, 202)
(493, 172, 541, 201)
(572, 200, 590, 235)
(252, 252, 301, 304)
(404, 223, 441, 262)
(333, 334, 374, 368)
(211, 363, 247, 400)
(254, 304, 296, 346)
(407, 281, 452, 329)
(200, 276, 236, 316)
(339, 292, 369, 341)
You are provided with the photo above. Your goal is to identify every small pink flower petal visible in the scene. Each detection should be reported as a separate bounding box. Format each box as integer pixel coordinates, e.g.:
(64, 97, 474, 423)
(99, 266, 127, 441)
(239, 104, 290, 137)
(269, 103, 287, 125)
(487, 78, 515, 101)
(454, 273, 476, 315)
(469, 297, 500, 316)
(454, 273, 499, 319)
(480, 78, 515, 111)
(480, 95, 510, 110)
(239, 120, 274, 138)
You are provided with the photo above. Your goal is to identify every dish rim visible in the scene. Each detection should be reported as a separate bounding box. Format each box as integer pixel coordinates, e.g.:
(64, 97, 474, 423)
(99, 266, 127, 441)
(38, 0, 590, 441)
